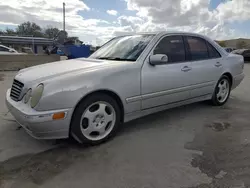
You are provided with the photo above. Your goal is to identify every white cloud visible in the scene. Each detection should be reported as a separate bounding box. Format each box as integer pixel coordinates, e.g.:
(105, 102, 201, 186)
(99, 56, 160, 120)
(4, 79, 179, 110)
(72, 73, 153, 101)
(216, 0, 250, 22)
(107, 10, 118, 16)
(117, 15, 144, 31)
(0, 0, 250, 45)
(125, 0, 250, 40)
(0, 0, 120, 45)
(0, 0, 90, 29)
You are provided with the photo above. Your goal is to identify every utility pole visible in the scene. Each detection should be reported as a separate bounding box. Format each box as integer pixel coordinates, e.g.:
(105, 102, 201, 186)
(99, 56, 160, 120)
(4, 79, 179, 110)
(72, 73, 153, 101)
(63, 2, 65, 31)
(32, 35, 35, 54)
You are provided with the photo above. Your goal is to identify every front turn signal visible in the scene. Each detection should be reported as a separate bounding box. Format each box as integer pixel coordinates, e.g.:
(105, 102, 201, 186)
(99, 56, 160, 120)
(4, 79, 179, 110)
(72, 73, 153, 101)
(52, 112, 66, 120)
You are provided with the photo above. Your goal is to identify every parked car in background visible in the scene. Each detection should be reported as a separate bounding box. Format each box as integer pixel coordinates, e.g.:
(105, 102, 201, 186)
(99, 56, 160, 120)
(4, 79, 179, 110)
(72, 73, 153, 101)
(232, 49, 250, 62)
(6, 31, 244, 145)
(224, 47, 236, 53)
(21, 47, 33, 54)
(0, 44, 19, 54)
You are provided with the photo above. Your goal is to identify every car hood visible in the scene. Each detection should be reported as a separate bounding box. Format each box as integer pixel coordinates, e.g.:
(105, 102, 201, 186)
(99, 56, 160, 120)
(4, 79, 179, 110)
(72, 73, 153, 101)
(15, 58, 119, 83)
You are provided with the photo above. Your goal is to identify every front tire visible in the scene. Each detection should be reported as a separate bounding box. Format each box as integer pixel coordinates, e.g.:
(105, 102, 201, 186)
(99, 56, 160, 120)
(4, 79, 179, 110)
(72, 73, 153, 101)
(70, 93, 121, 145)
(211, 75, 231, 106)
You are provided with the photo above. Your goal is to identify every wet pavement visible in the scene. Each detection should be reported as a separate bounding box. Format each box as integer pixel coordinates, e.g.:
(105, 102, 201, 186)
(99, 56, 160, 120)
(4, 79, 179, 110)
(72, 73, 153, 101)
(0, 64, 250, 188)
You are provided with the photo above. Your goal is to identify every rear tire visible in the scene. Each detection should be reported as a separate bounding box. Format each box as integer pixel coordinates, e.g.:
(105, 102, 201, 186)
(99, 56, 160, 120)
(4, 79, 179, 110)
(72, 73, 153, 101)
(211, 75, 231, 106)
(70, 93, 121, 145)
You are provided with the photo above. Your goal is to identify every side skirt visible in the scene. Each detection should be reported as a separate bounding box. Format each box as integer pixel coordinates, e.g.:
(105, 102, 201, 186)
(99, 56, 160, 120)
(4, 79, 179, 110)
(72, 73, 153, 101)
(124, 94, 212, 123)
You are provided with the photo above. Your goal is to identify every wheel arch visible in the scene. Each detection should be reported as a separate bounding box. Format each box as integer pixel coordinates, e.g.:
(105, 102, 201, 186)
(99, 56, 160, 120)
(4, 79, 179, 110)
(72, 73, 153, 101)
(222, 72, 233, 85)
(70, 89, 125, 126)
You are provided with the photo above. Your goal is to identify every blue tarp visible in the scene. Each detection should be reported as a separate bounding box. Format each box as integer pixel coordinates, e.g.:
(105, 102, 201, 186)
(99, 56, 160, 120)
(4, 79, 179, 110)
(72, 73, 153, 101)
(57, 44, 91, 59)
(66, 45, 91, 59)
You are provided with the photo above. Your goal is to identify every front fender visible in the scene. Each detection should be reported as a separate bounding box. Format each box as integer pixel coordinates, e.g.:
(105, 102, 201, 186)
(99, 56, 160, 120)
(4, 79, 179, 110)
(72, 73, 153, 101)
(34, 64, 141, 114)
(35, 73, 102, 111)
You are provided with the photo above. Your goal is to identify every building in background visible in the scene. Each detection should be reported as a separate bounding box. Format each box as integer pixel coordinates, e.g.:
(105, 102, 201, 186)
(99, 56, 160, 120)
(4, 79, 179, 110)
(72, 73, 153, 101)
(217, 38, 250, 49)
(0, 36, 53, 54)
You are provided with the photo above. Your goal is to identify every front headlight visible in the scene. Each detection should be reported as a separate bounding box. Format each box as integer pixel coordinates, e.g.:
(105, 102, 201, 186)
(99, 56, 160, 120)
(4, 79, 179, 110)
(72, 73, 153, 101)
(23, 89, 32, 103)
(30, 84, 44, 108)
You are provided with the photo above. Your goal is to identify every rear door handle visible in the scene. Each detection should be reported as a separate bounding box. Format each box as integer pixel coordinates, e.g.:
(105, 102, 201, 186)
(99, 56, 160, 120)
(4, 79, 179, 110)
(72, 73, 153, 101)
(215, 62, 222, 67)
(181, 66, 192, 72)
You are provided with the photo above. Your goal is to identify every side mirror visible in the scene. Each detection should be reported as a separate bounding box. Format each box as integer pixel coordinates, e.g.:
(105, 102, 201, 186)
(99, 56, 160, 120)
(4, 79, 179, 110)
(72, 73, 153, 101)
(149, 54, 168, 65)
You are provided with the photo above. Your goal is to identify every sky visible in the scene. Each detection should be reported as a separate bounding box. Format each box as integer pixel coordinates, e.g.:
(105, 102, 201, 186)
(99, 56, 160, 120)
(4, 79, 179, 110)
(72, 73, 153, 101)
(0, 0, 250, 45)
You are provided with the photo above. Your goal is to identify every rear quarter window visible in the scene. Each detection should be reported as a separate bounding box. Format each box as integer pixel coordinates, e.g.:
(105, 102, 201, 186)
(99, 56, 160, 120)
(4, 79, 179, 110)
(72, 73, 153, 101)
(207, 42, 221, 58)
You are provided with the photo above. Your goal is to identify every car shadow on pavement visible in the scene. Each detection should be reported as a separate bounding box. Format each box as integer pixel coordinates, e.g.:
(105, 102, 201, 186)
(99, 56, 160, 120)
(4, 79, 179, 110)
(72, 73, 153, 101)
(0, 101, 210, 187)
(119, 101, 211, 136)
(0, 98, 248, 187)
(0, 138, 99, 187)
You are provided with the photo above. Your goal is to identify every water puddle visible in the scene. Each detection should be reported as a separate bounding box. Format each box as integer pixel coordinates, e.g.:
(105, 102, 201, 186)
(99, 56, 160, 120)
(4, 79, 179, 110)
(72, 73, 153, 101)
(185, 119, 250, 187)
(205, 122, 231, 132)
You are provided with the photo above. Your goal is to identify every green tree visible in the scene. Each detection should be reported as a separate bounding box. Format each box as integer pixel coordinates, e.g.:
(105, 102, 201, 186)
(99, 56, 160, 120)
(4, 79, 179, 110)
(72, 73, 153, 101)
(67, 36, 79, 41)
(0, 22, 82, 43)
(64, 36, 83, 45)
(5, 28, 17, 35)
(236, 40, 247, 49)
(44, 27, 60, 39)
(16, 22, 44, 37)
(55, 30, 68, 43)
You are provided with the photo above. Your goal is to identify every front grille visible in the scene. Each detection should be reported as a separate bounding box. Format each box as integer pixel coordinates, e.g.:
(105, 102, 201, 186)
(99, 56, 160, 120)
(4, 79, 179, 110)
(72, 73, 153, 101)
(10, 79, 24, 101)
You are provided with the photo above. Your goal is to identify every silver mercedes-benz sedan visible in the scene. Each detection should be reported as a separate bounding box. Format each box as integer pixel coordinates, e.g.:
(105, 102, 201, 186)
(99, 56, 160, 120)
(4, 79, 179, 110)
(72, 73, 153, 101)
(6, 31, 244, 145)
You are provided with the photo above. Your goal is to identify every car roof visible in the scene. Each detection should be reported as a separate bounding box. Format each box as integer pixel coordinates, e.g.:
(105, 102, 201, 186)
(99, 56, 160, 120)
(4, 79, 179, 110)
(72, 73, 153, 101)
(0, 44, 9, 48)
(125, 31, 221, 43)
(115, 31, 227, 56)
(119, 31, 210, 37)
(0, 44, 13, 49)
(137, 31, 207, 36)
(0, 44, 11, 50)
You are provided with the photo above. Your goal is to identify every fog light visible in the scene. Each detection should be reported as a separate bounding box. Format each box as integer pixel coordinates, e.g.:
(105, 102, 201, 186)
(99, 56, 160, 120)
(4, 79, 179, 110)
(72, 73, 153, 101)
(52, 112, 66, 120)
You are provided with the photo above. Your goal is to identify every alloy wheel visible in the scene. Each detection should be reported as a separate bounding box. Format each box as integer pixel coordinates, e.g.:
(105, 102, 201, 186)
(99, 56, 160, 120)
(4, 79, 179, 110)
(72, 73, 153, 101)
(80, 101, 116, 141)
(216, 78, 230, 103)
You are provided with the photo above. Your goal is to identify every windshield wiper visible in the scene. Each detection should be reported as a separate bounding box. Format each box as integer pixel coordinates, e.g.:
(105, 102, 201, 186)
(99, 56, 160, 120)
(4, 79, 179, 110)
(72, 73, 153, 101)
(97, 57, 135, 61)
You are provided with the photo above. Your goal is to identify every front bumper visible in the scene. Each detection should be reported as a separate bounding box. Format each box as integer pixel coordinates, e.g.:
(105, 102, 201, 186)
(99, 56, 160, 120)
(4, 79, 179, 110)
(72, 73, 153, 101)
(5, 89, 73, 139)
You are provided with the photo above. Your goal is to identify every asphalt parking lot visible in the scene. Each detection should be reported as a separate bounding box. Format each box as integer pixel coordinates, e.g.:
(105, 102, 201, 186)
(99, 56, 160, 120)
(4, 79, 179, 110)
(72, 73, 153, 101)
(0, 64, 250, 188)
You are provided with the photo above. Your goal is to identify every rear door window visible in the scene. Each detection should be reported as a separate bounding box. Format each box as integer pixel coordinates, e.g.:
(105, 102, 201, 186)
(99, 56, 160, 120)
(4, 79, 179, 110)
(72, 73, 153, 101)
(185, 36, 209, 61)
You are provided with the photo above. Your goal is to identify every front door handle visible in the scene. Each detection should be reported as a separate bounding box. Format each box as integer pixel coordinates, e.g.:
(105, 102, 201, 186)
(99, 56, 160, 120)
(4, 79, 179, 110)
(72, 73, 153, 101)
(181, 66, 192, 72)
(215, 62, 222, 67)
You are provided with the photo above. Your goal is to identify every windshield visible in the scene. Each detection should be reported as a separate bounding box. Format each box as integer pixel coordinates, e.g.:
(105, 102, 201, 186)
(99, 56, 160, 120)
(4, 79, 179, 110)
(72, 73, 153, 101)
(90, 34, 155, 61)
